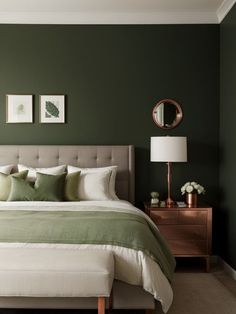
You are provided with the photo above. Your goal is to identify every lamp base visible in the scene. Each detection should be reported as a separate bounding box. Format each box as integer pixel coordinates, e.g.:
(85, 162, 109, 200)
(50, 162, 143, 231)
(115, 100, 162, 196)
(166, 197, 175, 207)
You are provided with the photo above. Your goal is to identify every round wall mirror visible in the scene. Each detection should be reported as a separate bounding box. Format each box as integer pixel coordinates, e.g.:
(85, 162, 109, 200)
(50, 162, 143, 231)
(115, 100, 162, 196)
(152, 99, 183, 130)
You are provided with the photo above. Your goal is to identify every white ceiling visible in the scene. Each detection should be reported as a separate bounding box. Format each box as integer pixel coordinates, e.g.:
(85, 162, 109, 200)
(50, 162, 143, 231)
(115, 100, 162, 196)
(0, 0, 235, 24)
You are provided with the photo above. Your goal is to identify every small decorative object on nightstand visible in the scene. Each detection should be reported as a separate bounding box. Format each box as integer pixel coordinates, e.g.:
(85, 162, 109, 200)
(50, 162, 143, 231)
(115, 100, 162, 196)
(150, 191, 159, 205)
(144, 201, 212, 272)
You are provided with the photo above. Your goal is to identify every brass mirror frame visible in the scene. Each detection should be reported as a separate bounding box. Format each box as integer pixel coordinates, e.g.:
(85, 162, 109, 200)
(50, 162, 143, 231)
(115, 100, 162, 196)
(152, 98, 183, 130)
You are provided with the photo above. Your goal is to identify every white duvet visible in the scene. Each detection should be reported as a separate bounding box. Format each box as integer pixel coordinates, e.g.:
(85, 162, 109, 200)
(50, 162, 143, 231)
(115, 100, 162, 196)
(0, 200, 173, 313)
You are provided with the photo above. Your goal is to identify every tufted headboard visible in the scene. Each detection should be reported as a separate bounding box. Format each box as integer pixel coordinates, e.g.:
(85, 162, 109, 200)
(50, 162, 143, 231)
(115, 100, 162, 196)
(0, 145, 135, 203)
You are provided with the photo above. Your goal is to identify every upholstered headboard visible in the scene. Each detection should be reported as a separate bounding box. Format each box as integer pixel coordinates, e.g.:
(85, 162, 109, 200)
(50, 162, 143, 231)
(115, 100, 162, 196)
(0, 145, 135, 203)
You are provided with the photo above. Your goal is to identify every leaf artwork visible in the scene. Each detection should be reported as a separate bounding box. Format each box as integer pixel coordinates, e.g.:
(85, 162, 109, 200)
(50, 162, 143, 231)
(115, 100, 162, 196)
(45, 101, 59, 118)
(17, 104, 25, 115)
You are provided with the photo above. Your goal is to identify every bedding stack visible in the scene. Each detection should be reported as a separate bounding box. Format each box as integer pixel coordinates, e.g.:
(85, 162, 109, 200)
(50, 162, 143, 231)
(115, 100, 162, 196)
(0, 163, 175, 313)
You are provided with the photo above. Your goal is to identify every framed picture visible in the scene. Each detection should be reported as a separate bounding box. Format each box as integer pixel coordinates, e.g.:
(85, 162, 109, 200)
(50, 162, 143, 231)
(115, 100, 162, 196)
(40, 95, 65, 123)
(6, 95, 33, 123)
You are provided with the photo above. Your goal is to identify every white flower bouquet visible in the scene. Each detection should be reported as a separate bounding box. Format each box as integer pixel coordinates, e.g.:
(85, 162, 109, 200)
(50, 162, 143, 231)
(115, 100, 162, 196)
(181, 181, 205, 195)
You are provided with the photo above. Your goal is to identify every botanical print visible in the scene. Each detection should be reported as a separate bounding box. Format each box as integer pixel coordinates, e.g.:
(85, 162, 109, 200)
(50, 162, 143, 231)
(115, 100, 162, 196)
(45, 101, 60, 118)
(40, 95, 65, 123)
(6, 95, 33, 123)
(17, 104, 25, 115)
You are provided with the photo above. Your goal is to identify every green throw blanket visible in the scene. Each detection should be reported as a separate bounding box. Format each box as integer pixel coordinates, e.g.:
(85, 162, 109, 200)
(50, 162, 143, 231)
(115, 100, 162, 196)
(0, 209, 175, 282)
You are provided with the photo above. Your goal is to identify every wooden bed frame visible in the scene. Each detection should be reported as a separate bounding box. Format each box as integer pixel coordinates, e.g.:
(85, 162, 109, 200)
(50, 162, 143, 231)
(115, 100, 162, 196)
(0, 145, 155, 312)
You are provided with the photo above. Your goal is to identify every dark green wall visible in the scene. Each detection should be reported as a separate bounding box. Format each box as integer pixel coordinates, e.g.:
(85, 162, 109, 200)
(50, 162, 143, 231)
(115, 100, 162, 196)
(0, 25, 219, 210)
(220, 4, 236, 269)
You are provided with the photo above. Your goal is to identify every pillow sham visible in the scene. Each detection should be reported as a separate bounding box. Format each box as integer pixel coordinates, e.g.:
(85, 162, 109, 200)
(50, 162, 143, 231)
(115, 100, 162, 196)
(0, 170, 28, 201)
(18, 164, 66, 182)
(77, 170, 112, 201)
(67, 165, 118, 200)
(65, 171, 80, 201)
(8, 172, 66, 202)
(0, 164, 14, 175)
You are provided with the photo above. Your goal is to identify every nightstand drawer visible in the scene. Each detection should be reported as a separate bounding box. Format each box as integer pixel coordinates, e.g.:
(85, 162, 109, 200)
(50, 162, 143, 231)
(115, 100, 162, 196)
(168, 240, 208, 255)
(158, 225, 207, 240)
(150, 211, 178, 224)
(178, 210, 207, 224)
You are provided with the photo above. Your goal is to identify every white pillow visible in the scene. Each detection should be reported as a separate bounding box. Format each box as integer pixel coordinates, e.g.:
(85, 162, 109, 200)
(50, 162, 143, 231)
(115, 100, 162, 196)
(18, 164, 66, 181)
(67, 165, 119, 200)
(0, 165, 13, 175)
(78, 170, 112, 201)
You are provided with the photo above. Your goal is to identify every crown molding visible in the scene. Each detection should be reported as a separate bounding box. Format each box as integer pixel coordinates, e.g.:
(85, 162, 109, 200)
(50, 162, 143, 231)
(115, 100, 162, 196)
(217, 0, 236, 22)
(0, 11, 219, 25)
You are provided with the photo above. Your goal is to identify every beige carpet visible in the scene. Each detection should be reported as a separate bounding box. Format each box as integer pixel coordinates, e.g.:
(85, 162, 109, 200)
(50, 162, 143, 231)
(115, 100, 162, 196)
(163, 272, 236, 314)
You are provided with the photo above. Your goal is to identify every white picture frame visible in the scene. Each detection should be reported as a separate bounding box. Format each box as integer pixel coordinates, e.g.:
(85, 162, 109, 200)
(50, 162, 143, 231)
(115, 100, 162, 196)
(6, 95, 33, 123)
(40, 95, 65, 123)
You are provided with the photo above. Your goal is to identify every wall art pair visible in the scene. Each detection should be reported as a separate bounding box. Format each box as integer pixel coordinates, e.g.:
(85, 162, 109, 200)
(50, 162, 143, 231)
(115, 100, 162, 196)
(6, 94, 65, 124)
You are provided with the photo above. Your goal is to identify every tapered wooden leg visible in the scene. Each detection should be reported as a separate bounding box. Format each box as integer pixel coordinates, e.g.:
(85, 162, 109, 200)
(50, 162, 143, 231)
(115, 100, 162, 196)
(98, 296, 105, 314)
(145, 310, 154, 314)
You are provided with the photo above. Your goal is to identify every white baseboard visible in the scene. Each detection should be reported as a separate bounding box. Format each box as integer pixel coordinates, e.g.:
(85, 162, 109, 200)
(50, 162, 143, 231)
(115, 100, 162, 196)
(217, 256, 236, 280)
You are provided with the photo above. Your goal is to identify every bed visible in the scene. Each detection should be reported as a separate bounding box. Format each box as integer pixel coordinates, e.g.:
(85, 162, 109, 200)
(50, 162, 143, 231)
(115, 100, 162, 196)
(0, 145, 174, 313)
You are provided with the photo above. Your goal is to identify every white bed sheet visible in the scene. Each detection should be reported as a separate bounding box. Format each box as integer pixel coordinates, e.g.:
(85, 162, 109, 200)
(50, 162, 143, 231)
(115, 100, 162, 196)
(0, 200, 173, 313)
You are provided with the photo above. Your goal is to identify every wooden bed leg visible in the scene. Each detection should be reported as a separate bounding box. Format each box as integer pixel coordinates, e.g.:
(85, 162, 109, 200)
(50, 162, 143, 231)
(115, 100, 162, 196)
(98, 297, 105, 314)
(145, 310, 154, 314)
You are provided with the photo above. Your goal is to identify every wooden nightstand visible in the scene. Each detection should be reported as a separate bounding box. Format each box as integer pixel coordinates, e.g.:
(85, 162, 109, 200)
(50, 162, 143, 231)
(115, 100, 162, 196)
(144, 202, 212, 272)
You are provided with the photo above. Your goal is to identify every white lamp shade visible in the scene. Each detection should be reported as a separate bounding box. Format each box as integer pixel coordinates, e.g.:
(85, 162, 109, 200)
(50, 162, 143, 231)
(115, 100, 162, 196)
(151, 136, 187, 162)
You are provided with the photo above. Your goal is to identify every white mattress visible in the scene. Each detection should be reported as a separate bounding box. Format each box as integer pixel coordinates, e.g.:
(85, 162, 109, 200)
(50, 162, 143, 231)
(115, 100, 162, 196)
(0, 200, 173, 313)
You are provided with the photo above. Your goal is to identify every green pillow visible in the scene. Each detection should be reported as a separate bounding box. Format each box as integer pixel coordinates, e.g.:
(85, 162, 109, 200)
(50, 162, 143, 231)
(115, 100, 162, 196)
(0, 170, 28, 201)
(8, 172, 66, 202)
(65, 171, 80, 201)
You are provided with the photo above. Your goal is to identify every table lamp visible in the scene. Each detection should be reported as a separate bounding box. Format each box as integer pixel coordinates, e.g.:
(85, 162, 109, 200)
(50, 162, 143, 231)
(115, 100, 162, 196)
(150, 136, 187, 206)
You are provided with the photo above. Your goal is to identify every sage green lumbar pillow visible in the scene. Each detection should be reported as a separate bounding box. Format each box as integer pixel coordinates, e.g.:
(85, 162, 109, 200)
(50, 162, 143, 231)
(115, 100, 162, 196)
(8, 172, 66, 202)
(65, 171, 80, 201)
(0, 170, 28, 201)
